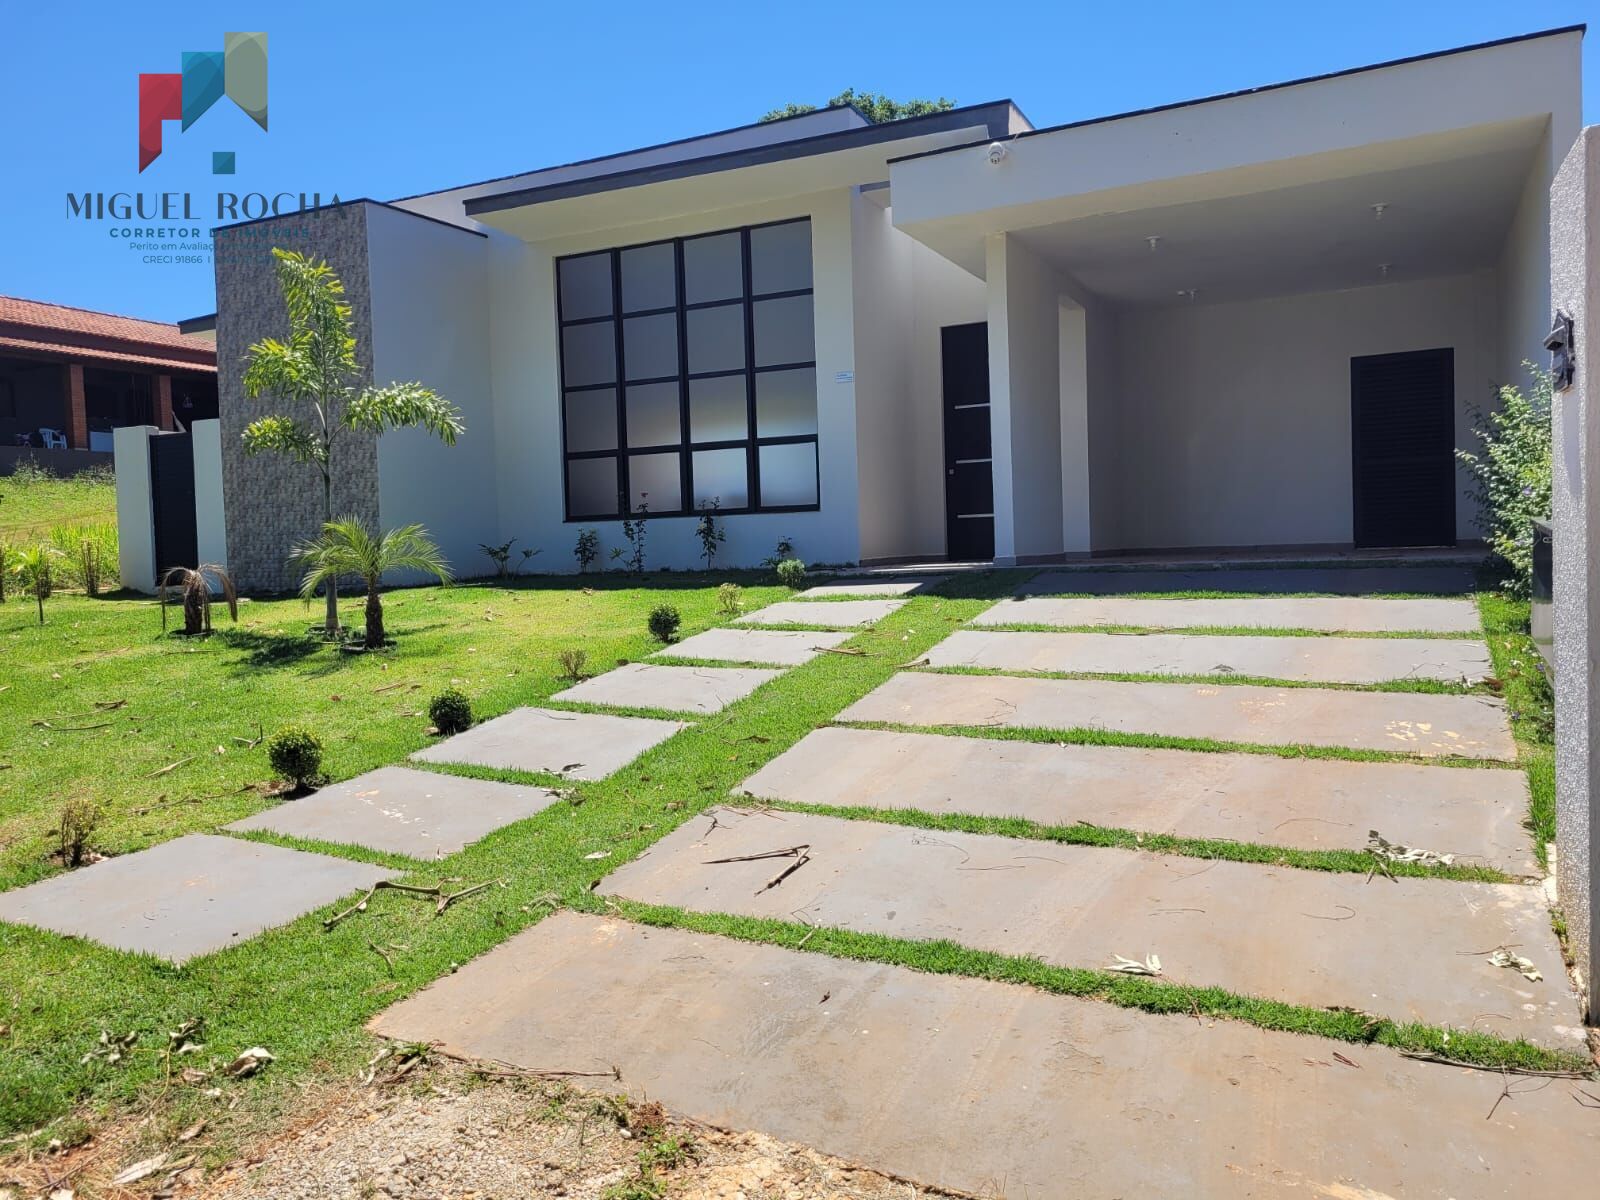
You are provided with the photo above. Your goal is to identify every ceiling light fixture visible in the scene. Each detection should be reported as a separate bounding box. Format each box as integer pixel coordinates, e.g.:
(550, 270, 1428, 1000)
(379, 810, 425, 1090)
(1146, 235, 1162, 252)
(1177, 288, 1197, 302)
(1372, 203, 1389, 220)
(1379, 263, 1392, 278)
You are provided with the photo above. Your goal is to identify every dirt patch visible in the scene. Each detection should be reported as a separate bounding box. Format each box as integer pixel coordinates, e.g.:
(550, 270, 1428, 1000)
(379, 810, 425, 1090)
(194, 1061, 963, 1200)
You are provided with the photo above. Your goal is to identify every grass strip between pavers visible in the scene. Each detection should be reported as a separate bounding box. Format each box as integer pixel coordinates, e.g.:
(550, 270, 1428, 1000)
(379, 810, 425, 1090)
(1477, 593, 1555, 867)
(601, 898, 1593, 1075)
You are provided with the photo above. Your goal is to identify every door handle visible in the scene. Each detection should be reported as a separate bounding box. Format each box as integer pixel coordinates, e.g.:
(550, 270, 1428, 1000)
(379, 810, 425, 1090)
(947, 468, 955, 476)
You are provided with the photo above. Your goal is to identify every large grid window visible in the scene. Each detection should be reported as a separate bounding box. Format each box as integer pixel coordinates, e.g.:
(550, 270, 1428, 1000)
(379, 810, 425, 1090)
(557, 217, 819, 520)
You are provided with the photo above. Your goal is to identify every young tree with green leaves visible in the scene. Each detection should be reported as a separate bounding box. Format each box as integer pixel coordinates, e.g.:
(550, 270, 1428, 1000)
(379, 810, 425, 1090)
(762, 88, 955, 124)
(1457, 366, 1553, 596)
(242, 248, 464, 635)
(11, 545, 61, 625)
(292, 518, 452, 649)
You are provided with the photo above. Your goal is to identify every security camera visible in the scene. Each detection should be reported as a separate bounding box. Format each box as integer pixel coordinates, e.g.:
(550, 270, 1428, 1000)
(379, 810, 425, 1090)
(986, 141, 1009, 165)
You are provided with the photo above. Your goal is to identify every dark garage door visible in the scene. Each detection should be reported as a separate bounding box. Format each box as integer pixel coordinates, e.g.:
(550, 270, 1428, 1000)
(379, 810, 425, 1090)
(1350, 347, 1456, 549)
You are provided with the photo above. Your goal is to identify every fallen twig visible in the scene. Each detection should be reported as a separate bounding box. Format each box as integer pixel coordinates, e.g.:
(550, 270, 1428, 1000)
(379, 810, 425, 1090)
(1395, 1050, 1592, 1079)
(31, 720, 112, 731)
(146, 756, 196, 778)
(1487, 1073, 1551, 1120)
(760, 852, 812, 894)
(815, 646, 868, 656)
(324, 877, 503, 929)
(366, 939, 395, 975)
(231, 723, 265, 749)
(703, 844, 810, 865)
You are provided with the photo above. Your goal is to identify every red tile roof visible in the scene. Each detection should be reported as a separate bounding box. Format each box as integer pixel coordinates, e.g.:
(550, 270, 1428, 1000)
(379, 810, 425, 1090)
(0, 335, 213, 373)
(0, 295, 214, 371)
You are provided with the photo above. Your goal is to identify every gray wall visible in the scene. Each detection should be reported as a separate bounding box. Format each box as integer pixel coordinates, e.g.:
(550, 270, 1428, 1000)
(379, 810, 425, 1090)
(215, 203, 379, 592)
(1551, 126, 1600, 1017)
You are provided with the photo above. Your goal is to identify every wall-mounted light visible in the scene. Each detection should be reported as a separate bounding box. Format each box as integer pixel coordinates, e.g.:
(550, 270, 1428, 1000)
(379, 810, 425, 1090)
(986, 141, 1009, 165)
(1378, 263, 1392, 278)
(1176, 287, 1197, 302)
(1371, 203, 1389, 220)
(1146, 235, 1161, 252)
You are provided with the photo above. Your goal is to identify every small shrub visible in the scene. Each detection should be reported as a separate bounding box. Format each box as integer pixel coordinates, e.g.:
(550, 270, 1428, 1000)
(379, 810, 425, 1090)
(428, 687, 473, 734)
(716, 581, 743, 616)
(479, 537, 539, 578)
(57, 798, 100, 868)
(556, 647, 589, 681)
(775, 557, 807, 589)
(10, 544, 62, 624)
(694, 499, 725, 569)
(610, 498, 649, 574)
(601, 1175, 664, 1200)
(266, 725, 324, 790)
(48, 521, 118, 592)
(647, 603, 681, 643)
(574, 528, 600, 572)
(638, 1132, 699, 1171)
(1457, 364, 1553, 596)
(761, 537, 797, 570)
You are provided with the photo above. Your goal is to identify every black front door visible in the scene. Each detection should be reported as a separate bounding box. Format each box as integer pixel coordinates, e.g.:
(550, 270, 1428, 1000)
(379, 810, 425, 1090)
(149, 431, 198, 582)
(1350, 347, 1456, 549)
(941, 322, 994, 561)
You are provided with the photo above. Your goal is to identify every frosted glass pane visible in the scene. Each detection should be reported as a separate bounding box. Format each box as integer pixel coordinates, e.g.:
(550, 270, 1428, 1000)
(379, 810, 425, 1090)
(564, 388, 617, 452)
(684, 232, 743, 304)
(623, 313, 678, 380)
(692, 448, 748, 510)
(753, 295, 813, 367)
(567, 455, 618, 517)
(687, 304, 745, 374)
(559, 253, 612, 320)
(759, 442, 818, 507)
(689, 374, 748, 442)
(625, 381, 681, 448)
(755, 368, 816, 437)
(621, 242, 676, 312)
(750, 221, 812, 294)
(629, 451, 681, 514)
(562, 321, 616, 386)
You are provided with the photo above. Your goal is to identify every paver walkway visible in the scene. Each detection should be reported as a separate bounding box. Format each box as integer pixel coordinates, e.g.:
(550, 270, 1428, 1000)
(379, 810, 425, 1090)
(735, 599, 906, 628)
(737, 726, 1538, 871)
(227, 767, 560, 858)
(0, 835, 392, 963)
(796, 575, 947, 598)
(372, 913, 1600, 1199)
(605, 807, 1576, 1043)
(1020, 563, 1480, 595)
(923, 628, 1490, 683)
(653, 627, 854, 666)
(976, 594, 1482, 633)
(412, 707, 685, 780)
(840, 671, 1517, 759)
(552, 663, 780, 714)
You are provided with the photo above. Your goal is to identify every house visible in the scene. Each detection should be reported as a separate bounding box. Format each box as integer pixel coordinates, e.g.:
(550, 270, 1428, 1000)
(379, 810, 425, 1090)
(207, 26, 1582, 590)
(0, 296, 217, 475)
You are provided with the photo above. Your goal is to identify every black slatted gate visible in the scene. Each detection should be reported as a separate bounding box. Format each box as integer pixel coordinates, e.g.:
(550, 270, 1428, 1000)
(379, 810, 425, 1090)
(1350, 347, 1456, 549)
(148, 432, 198, 581)
(941, 322, 995, 561)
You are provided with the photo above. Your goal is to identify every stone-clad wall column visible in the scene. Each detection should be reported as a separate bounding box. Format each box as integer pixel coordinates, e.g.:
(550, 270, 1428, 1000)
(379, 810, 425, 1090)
(213, 203, 379, 593)
(1551, 125, 1600, 1022)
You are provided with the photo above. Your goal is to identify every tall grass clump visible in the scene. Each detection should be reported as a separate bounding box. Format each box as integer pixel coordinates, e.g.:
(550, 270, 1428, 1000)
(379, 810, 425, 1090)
(47, 521, 118, 593)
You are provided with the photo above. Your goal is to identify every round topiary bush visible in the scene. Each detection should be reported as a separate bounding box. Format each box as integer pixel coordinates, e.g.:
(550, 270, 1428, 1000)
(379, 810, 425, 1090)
(428, 687, 473, 734)
(648, 603, 681, 643)
(266, 725, 324, 791)
(775, 558, 807, 589)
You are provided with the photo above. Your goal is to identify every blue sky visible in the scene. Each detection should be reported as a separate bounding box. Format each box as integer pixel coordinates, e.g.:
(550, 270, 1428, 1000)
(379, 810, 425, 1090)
(1, 1, 1593, 323)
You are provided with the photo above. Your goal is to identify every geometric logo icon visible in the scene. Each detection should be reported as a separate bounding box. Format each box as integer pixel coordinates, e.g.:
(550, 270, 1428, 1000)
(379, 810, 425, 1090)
(139, 32, 267, 173)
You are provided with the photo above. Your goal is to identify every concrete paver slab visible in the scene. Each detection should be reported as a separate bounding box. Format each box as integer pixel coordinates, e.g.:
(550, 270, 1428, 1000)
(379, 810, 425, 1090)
(735, 599, 906, 628)
(796, 575, 947, 598)
(372, 913, 1600, 1198)
(0, 834, 393, 963)
(653, 627, 854, 666)
(226, 766, 561, 859)
(552, 663, 780, 714)
(923, 629, 1491, 683)
(838, 671, 1516, 759)
(411, 707, 685, 780)
(604, 808, 1577, 1044)
(1020, 564, 1480, 596)
(976, 594, 1482, 633)
(737, 727, 1537, 872)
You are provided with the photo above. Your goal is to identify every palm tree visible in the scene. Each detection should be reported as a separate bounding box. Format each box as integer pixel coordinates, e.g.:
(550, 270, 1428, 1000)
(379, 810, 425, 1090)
(291, 519, 451, 649)
(11, 545, 61, 625)
(242, 249, 464, 637)
(159, 564, 238, 636)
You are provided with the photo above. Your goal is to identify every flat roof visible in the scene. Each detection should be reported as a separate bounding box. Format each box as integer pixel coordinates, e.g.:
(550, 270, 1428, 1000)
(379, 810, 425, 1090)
(888, 24, 1586, 167)
(464, 100, 1022, 217)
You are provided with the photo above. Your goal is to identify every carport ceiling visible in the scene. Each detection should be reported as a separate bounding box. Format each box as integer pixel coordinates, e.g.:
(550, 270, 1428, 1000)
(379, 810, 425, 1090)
(1014, 141, 1539, 307)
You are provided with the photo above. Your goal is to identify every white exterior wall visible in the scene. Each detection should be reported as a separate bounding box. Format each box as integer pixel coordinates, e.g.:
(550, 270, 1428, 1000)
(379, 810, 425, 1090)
(113, 425, 157, 593)
(191, 418, 227, 567)
(367, 205, 497, 580)
(1102, 272, 1498, 552)
(487, 189, 863, 571)
(852, 194, 987, 562)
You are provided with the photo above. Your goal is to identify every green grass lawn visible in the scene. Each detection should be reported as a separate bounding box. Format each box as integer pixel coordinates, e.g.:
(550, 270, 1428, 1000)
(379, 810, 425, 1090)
(0, 570, 1578, 1160)
(0, 464, 116, 542)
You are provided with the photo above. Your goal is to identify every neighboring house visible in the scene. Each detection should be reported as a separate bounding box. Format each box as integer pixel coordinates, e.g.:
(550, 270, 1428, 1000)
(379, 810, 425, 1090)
(206, 26, 1582, 590)
(0, 297, 217, 474)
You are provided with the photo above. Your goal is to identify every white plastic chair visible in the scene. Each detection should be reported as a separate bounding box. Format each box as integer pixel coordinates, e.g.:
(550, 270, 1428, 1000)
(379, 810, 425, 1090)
(39, 428, 67, 449)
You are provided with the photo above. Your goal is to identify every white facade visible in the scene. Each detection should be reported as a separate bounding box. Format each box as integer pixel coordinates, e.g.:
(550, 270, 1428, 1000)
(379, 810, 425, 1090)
(213, 26, 1585, 573)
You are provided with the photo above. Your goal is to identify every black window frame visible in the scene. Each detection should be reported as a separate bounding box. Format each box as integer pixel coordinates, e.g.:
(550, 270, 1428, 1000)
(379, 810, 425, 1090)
(556, 216, 820, 522)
